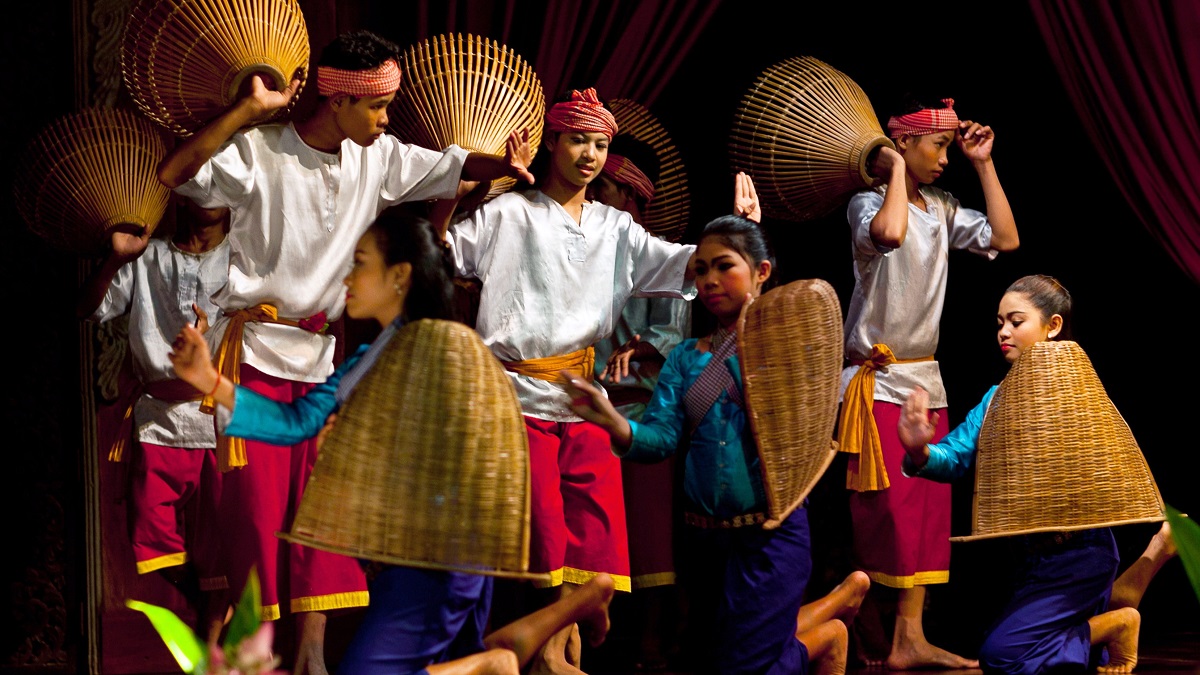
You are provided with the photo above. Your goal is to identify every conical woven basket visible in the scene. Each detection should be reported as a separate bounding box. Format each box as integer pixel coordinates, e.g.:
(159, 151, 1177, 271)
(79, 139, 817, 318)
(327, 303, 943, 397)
(282, 319, 546, 580)
(729, 56, 893, 222)
(13, 107, 171, 256)
(608, 99, 690, 243)
(388, 33, 544, 203)
(952, 340, 1165, 542)
(122, 0, 310, 137)
(738, 279, 843, 528)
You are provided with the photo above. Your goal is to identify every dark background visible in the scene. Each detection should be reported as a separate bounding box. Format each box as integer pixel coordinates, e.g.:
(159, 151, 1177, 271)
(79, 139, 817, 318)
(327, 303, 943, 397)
(3, 0, 1197, 670)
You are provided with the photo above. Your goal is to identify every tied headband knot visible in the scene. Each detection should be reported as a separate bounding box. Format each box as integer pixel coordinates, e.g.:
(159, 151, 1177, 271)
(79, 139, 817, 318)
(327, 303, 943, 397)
(316, 58, 402, 97)
(545, 87, 619, 138)
(886, 97, 959, 139)
(602, 154, 655, 203)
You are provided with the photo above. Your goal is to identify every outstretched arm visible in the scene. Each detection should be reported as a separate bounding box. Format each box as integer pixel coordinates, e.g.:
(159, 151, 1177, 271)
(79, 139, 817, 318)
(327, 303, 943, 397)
(157, 73, 301, 188)
(76, 229, 152, 319)
(460, 129, 535, 184)
(958, 120, 1017, 251)
(867, 146, 910, 248)
(561, 372, 633, 448)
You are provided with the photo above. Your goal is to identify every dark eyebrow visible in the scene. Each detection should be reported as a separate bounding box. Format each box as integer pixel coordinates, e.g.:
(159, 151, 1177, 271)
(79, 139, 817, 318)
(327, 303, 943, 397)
(700, 254, 736, 265)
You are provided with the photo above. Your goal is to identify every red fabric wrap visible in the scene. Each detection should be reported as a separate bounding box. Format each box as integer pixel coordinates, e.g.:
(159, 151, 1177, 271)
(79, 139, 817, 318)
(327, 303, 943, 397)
(886, 98, 960, 139)
(316, 59, 401, 97)
(545, 87, 619, 138)
(602, 154, 656, 202)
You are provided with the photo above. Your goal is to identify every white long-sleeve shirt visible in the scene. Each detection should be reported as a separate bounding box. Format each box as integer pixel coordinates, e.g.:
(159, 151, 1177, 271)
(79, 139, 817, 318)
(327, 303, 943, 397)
(840, 184, 996, 408)
(448, 190, 696, 421)
(175, 123, 468, 382)
(91, 238, 230, 447)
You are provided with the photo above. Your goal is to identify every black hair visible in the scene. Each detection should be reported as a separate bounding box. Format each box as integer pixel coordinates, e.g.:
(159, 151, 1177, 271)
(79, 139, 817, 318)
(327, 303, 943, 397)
(698, 214, 778, 291)
(367, 207, 458, 322)
(317, 30, 401, 72)
(1004, 274, 1072, 340)
(893, 91, 953, 118)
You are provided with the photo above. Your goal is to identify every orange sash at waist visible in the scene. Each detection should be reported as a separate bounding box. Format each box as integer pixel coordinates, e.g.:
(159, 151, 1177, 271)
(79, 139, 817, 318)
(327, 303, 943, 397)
(503, 346, 595, 384)
(838, 344, 933, 492)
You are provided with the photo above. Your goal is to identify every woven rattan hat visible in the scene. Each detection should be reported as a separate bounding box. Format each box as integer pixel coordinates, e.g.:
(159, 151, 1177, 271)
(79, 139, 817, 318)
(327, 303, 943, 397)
(729, 56, 893, 222)
(388, 33, 544, 203)
(14, 107, 171, 256)
(122, 0, 310, 137)
(952, 340, 1165, 542)
(282, 319, 546, 580)
(607, 99, 690, 243)
(738, 279, 843, 528)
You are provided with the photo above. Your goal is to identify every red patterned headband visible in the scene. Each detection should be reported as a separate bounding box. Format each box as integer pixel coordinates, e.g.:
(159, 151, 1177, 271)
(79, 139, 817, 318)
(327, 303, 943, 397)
(316, 59, 402, 97)
(545, 87, 618, 138)
(602, 154, 655, 203)
(886, 98, 959, 139)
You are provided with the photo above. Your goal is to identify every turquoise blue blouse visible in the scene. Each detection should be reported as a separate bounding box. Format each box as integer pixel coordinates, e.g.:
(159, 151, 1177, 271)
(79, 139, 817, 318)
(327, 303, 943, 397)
(905, 385, 999, 482)
(222, 344, 368, 446)
(624, 338, 766, 518)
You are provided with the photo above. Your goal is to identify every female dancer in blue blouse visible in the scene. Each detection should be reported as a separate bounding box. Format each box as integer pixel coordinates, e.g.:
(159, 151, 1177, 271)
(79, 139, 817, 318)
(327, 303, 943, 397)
(169, 207, 614, 675)
(897, 274, 1176, 674)
(563, 211, 870, 675)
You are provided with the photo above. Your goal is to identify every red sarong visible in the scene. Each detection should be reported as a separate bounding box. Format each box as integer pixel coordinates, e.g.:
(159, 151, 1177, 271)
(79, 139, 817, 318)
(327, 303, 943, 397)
(524, 416, 631, 592)
(218, 365, 368, 621)
(131, 442, 226, 591)
(849, 401, 951, 588)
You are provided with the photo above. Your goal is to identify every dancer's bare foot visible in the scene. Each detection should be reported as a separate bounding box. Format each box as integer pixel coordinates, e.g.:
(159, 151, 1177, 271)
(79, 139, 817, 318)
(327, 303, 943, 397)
(427, 648, 520, 675)
(885, 617, 978, 670)
(1111, 522, 1178, 611)
(798, 571, 872, 639)
(833, 571, 872, 625)
(576, 574, 616, 647)
(529, 624, 585, 675)
(293, 612, 329, 675)
(800, 619, 849, 675)
(1152, 522, 1177, 559)
(1092, 607, 1140, 673)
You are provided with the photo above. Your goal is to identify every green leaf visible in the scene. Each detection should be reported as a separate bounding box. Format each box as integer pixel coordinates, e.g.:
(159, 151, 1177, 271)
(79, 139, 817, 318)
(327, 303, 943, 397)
(126, 599, 206, 673)
(1166, 504, 1200, 608)
(223, 566, 263, 656)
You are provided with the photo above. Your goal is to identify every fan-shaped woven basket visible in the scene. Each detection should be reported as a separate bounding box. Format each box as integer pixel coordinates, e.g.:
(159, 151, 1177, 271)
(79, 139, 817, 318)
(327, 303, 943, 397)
(122, 0, 310, 137)
(738, 279, 844, 528)
(952, 340, 1165, 542)
(729, 56, 893, 222)
(608, 99, 690, 243)
(13, 107, 171, 256)
(389, 33, 544, 203)
(282, 319, 546, 580)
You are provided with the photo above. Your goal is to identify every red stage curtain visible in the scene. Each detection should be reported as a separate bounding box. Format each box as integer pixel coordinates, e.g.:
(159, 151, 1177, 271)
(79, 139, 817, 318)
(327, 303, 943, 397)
(298, 0, 718, 109)
(1030, 0, 1200, 284)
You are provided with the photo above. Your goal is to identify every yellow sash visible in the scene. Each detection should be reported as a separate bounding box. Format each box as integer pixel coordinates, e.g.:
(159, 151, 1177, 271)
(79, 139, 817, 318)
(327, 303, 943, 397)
(838, 344, 933, 492)
(205, 304, 325, 472)
(503, 347, 596, 384)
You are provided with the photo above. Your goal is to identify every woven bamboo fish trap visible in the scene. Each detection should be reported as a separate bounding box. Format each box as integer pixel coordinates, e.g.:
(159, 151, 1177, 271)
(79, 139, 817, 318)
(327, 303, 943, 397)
(952, 340, 1165, 542)
(122, 0, 310, 137)
(729, 56, 893, 222)
(388, 33, 544, 203)
(608, 99, 690, 243)
(282, 319, 546, 581)
(13, 107, 171, 256)
(738, 279, 843, 528)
